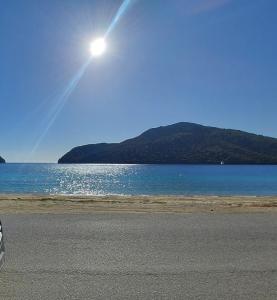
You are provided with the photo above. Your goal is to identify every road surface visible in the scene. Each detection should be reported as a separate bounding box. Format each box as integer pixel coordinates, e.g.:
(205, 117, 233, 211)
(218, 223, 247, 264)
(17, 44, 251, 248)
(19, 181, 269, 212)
(0, 213, 277, 299)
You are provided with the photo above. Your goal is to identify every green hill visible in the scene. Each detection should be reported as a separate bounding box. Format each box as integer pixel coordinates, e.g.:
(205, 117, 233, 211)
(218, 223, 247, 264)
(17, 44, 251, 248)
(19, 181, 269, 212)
(58, 122, 277, 164)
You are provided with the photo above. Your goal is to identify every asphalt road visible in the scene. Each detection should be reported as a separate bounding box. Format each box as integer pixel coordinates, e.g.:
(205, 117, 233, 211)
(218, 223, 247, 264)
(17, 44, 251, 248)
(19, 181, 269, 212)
(0, 212, 277, 299)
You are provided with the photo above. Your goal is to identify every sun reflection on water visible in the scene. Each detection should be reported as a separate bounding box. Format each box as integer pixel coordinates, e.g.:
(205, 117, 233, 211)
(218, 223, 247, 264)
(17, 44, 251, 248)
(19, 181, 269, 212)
(49, 164, 136, 195)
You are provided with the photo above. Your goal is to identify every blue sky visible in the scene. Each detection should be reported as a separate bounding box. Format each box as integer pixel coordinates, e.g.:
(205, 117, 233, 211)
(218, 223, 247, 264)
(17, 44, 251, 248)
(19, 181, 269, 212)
(1, 0, 276, 162)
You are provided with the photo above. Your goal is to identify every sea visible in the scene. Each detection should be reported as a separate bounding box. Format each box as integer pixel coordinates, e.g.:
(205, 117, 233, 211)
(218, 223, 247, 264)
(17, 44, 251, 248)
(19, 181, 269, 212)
(0, 163, 277, 196)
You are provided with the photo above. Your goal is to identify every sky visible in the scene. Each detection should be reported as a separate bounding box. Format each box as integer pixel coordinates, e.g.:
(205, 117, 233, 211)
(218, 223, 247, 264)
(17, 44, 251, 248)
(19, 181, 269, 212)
(0, 0, 277, 162)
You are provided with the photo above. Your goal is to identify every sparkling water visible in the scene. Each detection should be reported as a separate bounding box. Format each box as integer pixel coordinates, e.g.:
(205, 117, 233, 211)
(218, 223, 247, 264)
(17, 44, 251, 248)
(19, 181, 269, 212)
(0, 163, 277, 196)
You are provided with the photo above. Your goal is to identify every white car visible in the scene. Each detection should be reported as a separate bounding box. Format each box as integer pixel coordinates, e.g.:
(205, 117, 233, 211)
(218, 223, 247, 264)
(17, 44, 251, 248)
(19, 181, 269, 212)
(0, 221, 4, 268)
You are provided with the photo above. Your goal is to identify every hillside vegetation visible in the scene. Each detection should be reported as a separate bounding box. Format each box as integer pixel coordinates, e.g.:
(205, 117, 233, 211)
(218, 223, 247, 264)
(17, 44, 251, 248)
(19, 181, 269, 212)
(59, 122, 277, 164)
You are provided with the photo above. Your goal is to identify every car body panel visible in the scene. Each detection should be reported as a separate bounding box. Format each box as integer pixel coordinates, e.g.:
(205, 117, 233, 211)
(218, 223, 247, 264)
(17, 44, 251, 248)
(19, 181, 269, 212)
(0, 221, 4, 268)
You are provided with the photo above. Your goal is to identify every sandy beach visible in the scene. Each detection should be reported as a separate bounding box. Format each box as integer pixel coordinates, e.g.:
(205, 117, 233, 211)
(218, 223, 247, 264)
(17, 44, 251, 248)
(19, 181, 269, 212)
(0, 194, 277, 214)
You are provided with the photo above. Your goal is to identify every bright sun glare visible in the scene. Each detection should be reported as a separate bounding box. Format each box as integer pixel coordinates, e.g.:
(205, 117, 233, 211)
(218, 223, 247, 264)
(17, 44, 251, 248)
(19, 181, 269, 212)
(90, 38, 107, 57)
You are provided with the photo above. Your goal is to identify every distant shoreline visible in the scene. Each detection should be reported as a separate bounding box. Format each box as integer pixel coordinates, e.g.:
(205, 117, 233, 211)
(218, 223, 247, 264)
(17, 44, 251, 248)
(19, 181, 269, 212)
(1, 194, 277, 214)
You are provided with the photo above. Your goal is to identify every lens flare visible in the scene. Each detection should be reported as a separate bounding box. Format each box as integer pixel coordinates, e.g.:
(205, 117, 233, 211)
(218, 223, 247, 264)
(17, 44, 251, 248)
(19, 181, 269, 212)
(105, 0, 134, 37)
(31, 58, 91, 155)
(30, 0, 136, 157)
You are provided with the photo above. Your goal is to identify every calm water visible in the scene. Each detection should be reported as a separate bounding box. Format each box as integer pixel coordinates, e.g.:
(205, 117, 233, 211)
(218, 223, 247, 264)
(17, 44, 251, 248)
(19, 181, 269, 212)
(0, 163, 277, 196)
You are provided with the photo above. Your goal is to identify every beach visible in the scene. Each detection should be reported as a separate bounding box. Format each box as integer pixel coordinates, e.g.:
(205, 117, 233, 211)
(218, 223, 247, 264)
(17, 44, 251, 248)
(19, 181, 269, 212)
(1, 194, 277, 214)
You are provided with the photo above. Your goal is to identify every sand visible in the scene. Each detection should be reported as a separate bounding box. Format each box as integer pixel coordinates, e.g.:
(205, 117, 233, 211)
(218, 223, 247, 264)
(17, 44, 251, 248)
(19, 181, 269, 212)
(1, 194, 277, 214)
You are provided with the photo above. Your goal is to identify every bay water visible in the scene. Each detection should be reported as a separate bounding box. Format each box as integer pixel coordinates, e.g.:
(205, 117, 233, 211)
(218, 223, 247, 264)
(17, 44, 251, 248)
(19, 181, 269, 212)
(0, 163, 277, 196)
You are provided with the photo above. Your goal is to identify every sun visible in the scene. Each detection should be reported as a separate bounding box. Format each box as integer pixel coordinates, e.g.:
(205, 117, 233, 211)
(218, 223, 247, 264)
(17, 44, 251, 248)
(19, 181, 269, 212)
(90, 38, 107, 57)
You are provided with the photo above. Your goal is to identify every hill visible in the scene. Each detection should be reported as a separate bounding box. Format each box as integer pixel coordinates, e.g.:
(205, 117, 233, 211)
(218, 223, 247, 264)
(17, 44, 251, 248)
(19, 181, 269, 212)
(0, 156, 5, 163)
(58, 122, 277, 164)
